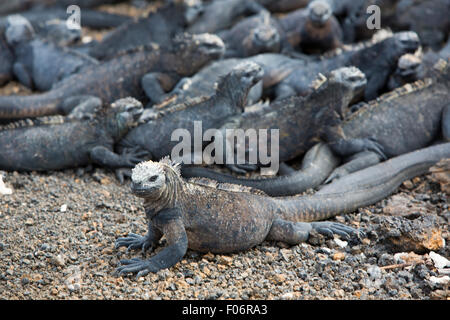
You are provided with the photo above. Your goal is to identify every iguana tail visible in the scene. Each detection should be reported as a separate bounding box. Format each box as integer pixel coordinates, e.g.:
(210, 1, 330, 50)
(0, 91, 64, 120)
(274, 142, 450, 222)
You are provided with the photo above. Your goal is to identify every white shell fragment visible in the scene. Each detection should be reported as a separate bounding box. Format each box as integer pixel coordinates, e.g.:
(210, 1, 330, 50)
(0, 173, 12, 195)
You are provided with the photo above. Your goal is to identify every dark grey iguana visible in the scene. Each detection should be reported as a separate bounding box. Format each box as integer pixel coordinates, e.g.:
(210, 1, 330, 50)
(217, 0, 342, 58)
(323, 59, 450, 182)
(85, 1, 197, 60)
(218, 11, 283, 58)
(0, 97, 146, 180)
(4, 15, 98, 92)
(386, 53, 424, 91)
(187, 0, 268, 34)
(271, 31, 420, 101)
(277, 0, 343, 54)
(390, 0, 450, 50)
(114, 142, 450, 276)
(211, 66, 366, 172)
(117, 61, 264, 162)
(0, 33, 225, 120)
(0, 6, 132, 31)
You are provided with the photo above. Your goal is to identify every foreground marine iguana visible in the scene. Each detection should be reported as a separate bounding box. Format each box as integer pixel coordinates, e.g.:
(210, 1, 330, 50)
(115, 142, 450, 276)
(0, 33, 225, 120)
(5, 15, 98, 92)
(323, 59, 450, 182)
(0, 97, 146, 179)
(117, 61, 264, 161)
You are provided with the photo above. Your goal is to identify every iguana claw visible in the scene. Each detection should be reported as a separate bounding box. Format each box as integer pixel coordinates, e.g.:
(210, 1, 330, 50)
(310, 221, 362, 240)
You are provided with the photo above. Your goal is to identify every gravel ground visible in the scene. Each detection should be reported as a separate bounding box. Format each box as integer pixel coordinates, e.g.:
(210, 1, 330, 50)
(0, 168, 448, 300)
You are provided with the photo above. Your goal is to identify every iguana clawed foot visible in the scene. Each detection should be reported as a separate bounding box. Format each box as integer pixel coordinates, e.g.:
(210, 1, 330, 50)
(310, 221, 363, 241)
(116, 258, 159, 278)
(115, 233, 154, 254)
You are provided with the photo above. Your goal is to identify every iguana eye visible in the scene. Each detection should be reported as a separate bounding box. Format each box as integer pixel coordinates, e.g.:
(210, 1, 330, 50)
(148, 175, 158, 182)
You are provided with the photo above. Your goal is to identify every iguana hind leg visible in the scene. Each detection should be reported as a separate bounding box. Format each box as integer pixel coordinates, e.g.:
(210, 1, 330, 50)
(267, 218, 360, 244)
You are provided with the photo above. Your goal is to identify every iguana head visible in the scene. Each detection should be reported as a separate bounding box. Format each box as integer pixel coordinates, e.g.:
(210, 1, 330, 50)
(216, 61, 264, 108)
(388, 31, 420, 59)
(183, 0, 204, 24)
(131, 157, 181, 203)
(5, 15, 35, 46)
(308, 0, 332, 27)
(107, 97, 144, 140)
(249, 19, 281, 55)
(396, 53, 423, 78)
(328, 66, 367, 96)
(172, 33, 225, 74)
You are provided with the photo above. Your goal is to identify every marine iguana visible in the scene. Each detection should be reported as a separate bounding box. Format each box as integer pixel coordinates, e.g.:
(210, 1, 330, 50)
(390, 0, 450, 50)
(387, 53, 424, 91)
(5, 15, 98, 92)
(115, 142, 450, 276)
(187, 0, 268, 34)
(217, 0, 342, 58)
(85, 1, 196, 60)
(0, 6, 132, 30)
(218, 11, 283, 58)
(0, 33, 225, 120)
(0, 97, 146, 180)
(323, 59, 450, 182)
(277, 0, 343, 54)
(271, 31, 420, 101)
(212, 66, 366, 172)
(117, 61, 264, 162)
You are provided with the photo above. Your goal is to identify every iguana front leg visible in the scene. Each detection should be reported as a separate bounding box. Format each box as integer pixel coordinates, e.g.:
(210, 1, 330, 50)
(116, 208, 188, 278)
(141, 72, 178, 105)
(13, 62, 33, 89)
(115, 221, 162, 254)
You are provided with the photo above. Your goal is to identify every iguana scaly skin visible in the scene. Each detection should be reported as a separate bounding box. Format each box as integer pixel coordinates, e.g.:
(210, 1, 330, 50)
(0, 97, 146, 180)
(324, 59, 450, 181)
(0, 33, 225, 120)
(115, 142, 450, 276)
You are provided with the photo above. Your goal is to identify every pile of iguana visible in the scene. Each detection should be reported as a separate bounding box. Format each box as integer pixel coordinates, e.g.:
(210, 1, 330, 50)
(0, 33, 225, 120)
(4, 15, 98, 91)
(117, 61, 264, 162)
(182, 59, 450, 192)
(115, 142, 450, 277)
(0, 97, 147, 181)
